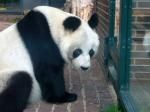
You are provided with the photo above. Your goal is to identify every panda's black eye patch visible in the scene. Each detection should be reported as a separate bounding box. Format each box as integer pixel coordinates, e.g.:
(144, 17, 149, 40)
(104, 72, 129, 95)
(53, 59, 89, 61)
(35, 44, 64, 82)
(89, 49, 95, 57)
(73, 48, 82, 58)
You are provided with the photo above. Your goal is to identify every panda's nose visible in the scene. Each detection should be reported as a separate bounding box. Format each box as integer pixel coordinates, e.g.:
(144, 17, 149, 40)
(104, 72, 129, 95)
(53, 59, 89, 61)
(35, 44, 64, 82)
(81, 66, 89, 71)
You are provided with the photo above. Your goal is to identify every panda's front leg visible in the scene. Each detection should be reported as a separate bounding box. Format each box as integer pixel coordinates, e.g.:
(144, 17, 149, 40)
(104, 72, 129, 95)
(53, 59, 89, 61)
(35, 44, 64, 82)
(41, 70, 77, 103)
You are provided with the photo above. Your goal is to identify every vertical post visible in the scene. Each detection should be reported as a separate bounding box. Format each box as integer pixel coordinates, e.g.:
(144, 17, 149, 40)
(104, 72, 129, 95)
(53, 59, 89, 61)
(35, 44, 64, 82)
(104, 0, 116, 65)
(109, 0, 116, 38)
(118, 0, 132, 90)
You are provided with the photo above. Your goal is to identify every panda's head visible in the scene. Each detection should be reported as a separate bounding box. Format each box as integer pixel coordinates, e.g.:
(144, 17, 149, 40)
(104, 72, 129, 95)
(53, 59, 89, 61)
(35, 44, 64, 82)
(59, 13, 100, 71)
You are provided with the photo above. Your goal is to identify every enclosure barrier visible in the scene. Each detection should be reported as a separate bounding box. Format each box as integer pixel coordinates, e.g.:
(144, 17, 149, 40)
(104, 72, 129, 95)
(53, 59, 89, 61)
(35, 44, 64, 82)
(96, 0, 150, 112)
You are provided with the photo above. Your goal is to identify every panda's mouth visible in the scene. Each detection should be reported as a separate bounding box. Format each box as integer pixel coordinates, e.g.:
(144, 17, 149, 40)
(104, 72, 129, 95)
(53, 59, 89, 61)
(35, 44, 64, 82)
(69, 56, 90, 71)
(80, 66, 89, 71)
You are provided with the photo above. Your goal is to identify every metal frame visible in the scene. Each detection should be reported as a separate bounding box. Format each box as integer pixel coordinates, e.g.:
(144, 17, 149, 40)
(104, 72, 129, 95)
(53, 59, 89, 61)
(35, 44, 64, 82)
(118, 0, 138, 112)
(118, 0, 132, 91)
(105, 0, 139, 112)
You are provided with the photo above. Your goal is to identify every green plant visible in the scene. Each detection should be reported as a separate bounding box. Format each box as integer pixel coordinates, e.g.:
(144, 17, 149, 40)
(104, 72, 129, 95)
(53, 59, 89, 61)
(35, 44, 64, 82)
(104, 104, 122, 112)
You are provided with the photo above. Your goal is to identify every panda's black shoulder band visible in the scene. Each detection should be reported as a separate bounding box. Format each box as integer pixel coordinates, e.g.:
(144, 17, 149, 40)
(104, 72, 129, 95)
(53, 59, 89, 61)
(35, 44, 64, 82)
(63, 16, 81, 32)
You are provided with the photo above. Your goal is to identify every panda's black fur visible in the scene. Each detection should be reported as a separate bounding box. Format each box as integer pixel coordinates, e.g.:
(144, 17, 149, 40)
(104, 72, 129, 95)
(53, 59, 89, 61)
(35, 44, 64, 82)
(0, 10, 79, 112)
(0, 72, 32, 112)
(63, 16, 81, 31)
(17, 10, 78, 102)
(0, 6, 99, 112)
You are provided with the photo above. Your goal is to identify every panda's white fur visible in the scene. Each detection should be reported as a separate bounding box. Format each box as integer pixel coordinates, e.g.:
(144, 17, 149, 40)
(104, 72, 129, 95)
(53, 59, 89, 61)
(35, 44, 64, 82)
(0, 6, 99, 112)
(0, 23, 42, 103)
(34, 6, 99, 67)
(143, 31, 150, 54)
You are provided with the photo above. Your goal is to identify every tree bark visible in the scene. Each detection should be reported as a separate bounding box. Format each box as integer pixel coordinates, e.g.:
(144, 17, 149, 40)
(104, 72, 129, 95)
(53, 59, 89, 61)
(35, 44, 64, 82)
(64, 0, 95, 21)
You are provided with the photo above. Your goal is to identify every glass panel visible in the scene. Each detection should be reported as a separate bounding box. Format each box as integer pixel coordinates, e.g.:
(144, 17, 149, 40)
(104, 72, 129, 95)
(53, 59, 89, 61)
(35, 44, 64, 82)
(130, 0, 150, 112)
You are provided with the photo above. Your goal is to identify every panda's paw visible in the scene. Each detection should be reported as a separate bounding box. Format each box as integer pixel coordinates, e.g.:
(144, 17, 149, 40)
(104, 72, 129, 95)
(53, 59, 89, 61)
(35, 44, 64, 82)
(63, 92, 77, 103)
(45, 92, 77, 103)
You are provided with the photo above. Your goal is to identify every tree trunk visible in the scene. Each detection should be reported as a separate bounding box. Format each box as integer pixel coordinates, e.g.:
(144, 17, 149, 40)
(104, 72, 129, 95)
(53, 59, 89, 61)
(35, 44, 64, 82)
(64, 0, 95, 21)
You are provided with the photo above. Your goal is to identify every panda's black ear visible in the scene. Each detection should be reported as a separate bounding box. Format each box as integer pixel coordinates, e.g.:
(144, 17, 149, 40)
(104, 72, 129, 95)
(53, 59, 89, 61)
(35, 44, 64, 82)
(63, 16, 81, 32)
(88, 13, 99, 29)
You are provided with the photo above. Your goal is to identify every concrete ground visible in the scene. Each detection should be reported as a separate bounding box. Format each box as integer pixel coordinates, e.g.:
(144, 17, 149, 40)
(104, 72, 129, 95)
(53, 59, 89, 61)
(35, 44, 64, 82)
(0, 20, 117, 112)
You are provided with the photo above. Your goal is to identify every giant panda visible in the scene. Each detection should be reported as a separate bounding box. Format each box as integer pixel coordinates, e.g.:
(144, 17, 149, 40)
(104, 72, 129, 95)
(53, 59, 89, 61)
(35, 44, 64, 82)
(0, 6, 99, 112)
